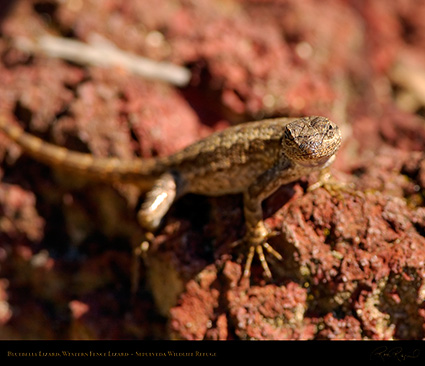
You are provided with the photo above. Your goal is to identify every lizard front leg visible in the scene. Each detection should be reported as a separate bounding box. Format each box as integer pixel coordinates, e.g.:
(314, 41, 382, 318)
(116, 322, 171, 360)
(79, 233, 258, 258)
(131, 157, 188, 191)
(239, 159, 293, 279)
(242, 192, 282, 279)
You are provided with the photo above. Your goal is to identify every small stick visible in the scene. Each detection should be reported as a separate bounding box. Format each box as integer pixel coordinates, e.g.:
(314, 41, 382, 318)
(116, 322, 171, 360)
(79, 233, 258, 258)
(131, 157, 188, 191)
(13, 34, 191, 87)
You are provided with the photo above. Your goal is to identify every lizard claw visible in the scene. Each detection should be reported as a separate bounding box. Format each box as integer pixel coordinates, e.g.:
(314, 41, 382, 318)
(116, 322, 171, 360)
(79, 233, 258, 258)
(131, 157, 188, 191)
(233, 229, 282, 279)
(134, 231, 155, 259)
(131, 231, 154, 294)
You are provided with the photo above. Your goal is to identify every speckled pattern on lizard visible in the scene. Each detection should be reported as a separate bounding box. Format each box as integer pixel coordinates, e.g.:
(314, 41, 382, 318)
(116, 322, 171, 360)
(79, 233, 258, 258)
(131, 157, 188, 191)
(0, 115, 342, 279)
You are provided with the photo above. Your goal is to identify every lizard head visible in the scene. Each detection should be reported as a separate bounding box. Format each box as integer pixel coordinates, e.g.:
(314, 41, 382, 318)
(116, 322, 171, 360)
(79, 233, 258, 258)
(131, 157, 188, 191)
(282, 116, 342, 167)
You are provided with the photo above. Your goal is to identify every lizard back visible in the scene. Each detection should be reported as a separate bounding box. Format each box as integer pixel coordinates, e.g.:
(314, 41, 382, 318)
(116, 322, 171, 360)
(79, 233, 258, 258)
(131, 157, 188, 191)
(0, 116, 340, 196)
(162, 117, 299, 195)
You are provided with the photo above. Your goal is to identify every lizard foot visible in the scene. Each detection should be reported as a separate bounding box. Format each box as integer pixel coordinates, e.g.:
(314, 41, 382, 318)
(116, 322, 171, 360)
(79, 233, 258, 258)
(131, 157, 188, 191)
(308, 168, 361, 200)
(134, 231, 155, 259)
(232, 228, 282, 279)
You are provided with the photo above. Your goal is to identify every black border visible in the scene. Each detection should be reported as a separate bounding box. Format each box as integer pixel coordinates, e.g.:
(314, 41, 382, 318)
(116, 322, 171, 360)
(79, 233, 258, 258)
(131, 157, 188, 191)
(1, 340, 424, 364)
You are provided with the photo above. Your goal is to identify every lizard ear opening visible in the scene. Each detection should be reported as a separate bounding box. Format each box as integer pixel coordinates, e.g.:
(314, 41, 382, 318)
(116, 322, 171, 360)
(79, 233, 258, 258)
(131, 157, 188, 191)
(282, 125, 298, 149)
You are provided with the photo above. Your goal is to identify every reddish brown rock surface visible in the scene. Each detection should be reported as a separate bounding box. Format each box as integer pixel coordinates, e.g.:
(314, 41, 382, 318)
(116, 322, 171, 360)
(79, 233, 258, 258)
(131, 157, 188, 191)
(1, 0, 425, 340)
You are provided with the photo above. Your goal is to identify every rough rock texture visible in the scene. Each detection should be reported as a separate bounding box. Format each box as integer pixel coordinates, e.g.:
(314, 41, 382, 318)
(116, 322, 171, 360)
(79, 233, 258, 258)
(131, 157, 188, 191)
(0, 0, 425, 340)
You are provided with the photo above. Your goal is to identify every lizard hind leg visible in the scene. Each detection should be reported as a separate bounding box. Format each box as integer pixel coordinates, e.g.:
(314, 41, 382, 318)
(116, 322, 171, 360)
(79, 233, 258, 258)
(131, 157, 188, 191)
(137, 172, 180, 232)
(132, 172, 179, 293)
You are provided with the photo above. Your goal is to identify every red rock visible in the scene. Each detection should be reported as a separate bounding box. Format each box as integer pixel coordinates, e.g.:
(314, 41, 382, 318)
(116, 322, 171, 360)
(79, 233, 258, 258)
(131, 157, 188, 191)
(1, 0, 425, 341)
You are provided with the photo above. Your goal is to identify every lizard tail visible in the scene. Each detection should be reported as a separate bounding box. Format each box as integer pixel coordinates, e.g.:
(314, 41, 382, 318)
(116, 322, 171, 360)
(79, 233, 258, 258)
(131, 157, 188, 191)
(0, 116, 162, 188)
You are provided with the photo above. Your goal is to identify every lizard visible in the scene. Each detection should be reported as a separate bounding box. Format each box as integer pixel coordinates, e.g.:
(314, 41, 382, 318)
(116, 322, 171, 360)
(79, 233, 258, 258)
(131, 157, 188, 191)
(0, 115, 342, 279)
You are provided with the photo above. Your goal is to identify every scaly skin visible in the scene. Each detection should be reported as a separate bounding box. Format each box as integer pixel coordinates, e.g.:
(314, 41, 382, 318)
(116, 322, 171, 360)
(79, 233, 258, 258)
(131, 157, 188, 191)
(0, 115, 342, 279)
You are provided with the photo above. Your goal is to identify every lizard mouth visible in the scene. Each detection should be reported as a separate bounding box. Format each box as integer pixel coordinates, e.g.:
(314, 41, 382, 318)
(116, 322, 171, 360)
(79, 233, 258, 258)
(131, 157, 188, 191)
(296, 155, 332, 167)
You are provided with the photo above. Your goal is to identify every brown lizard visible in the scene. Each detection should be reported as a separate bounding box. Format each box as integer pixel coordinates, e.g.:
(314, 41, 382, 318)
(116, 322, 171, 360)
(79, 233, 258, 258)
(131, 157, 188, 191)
(0, 115, 342, 279)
